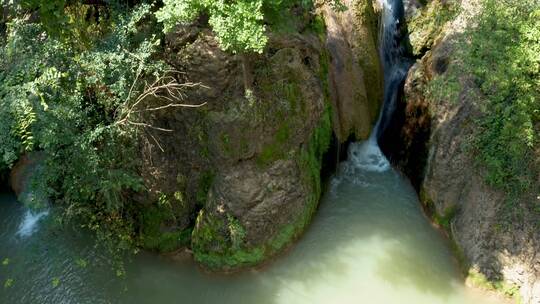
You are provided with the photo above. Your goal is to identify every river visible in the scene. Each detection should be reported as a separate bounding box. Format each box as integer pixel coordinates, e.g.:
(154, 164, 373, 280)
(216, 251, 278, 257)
(0, 140, 502, 303)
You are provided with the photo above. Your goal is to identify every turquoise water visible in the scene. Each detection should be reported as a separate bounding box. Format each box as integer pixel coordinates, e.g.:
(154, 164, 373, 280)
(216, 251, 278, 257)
(0, 140, 502, 304)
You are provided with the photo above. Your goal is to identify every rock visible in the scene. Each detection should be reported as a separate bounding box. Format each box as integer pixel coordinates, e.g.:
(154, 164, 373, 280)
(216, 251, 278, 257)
(9, 152, 48, 207)
(319, 0, 383, 141)
(395, 1, 540, 302)
(187, 31, 333, 270)
(135, 2, 381, 268)
(136, 10, 355, 270)
(406, 0, 459, 57)
(403, 0, 425, 21)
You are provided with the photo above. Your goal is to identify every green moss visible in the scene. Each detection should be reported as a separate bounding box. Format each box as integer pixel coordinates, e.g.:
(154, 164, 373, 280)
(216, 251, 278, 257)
(299, 106, 332, 195)
(150, 229, 192, 252)
(196, 170, 215, 207)
(407, 0, 458, 55)
(193, 106, 333, 271)
(420, 188, 469, 273)
(191, 209, 265, 270)
(467, 269, 522, 302)
(139, 205, 192, 252)
(284, 82, 302, 112)
(220, 133, 232, 156)
(319, 49, 331, 96)
(432, 205, 457, 230)
(257, 123, 291, 166)
(307, 14, 326, 40)
(255, 73, 300, 167)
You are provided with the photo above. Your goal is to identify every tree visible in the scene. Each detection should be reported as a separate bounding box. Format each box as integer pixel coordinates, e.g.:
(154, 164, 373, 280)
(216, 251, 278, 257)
(156, 0, 268, 94)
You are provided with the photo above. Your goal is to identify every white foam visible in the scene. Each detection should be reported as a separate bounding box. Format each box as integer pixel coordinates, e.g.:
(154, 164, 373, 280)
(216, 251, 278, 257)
(348, 139, 390, 173)
(16, 209, 49, 238)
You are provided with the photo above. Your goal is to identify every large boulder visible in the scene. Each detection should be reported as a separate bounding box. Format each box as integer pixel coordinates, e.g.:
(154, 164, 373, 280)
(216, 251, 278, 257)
(133, 23, 323, 271)
(135, 3, 382, 270)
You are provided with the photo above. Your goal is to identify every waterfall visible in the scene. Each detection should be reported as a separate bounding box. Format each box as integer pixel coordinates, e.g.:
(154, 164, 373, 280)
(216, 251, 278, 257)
(373, 0, 411, 142)
(348, 0, 411, 172)
(16, 209, 49, 238)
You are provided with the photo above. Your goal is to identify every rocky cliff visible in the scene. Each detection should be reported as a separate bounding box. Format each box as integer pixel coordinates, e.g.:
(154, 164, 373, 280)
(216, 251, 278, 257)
(319, 0, 383, 141)
(134, 2, 383, 271)
(393, 0, 540, 302)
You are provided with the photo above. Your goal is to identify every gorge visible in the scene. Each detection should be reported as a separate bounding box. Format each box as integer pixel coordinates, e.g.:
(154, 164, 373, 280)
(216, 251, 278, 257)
(0, 0, 538, 303)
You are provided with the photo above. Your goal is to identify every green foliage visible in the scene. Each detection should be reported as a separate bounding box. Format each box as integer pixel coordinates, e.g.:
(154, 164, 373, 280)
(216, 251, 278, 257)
(140, 206, 192, 252)
(0, 4, 164, 262)
(467, 0, 540, 197)
(156, 0, 344, 54)
(156, 0, 268, 54)
(191, 209, 261, 270)
(17, 0, 113, 47)
(51, 277, 60, 288)
(429, 0, 540, 203)
(19, 0, 68, 34)
(75, 258, 88, 268)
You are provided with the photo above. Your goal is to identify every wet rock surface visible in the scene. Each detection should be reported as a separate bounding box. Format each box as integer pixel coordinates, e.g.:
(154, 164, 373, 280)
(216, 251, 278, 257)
(319, 0, 383, 141)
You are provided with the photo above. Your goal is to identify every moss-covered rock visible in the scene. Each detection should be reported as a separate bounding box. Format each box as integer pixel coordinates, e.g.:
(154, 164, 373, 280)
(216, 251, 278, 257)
(406, 0, 458, 56)
(397, 1, 540, 302)
(136, 3, 372, 270)
(192, 107, 332, 270)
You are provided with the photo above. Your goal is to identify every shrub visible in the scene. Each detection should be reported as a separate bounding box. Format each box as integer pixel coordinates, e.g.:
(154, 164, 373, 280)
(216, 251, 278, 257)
(429, 0, 539, 202)
(0, 3, 163, 264)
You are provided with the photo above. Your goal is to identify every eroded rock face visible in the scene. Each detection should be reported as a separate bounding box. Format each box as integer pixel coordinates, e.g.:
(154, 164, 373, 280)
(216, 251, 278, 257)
(398, 1, 540, 302)
(189, 33, 333, 270)
(319, 0, 383, 141)
(136, 16, 341, 270)
(136, 3, 382, 270)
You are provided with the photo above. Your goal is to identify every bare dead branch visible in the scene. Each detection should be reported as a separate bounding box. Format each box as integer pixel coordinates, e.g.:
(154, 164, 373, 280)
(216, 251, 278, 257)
(116, 70, 208, 135)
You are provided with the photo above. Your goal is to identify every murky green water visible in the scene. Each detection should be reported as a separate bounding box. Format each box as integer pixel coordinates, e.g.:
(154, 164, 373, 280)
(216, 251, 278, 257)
(0, 141, 501, 304)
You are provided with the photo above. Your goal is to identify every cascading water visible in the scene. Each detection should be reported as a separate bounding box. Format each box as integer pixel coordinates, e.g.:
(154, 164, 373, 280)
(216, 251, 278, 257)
(347, 0, 412, 173)
(374, 0, 412, 142)
(16, 209, 50, 238)
(15, 190, 50, 238)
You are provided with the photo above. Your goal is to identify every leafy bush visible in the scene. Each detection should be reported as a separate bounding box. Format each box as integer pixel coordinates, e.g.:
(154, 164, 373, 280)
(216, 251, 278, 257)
(156, 0, 344, 54)
(0, 3, 163, 261)
(157, 0, 269, 54)
(430, 0, 539, 201)
(467, 0, 540, 196)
